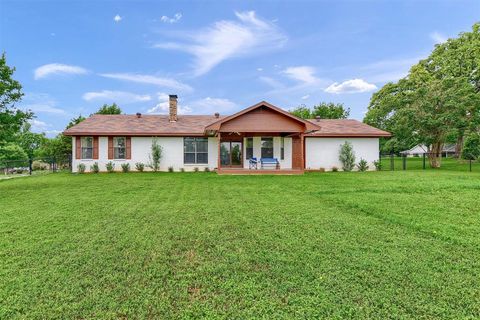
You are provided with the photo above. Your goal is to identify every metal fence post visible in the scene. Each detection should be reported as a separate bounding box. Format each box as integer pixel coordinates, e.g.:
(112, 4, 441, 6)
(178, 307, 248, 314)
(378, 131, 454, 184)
(390, 153, 394, 171)
(29, 159, 33, 175)
(423, 153, 426, 170)
(402, 155, 406, 170)
(470, 159, 472, 172)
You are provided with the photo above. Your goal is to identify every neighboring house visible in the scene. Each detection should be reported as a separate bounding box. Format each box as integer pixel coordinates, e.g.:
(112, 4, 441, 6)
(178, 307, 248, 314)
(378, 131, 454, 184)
(400, 144, 456, 157)
(64, 96, 390, 173)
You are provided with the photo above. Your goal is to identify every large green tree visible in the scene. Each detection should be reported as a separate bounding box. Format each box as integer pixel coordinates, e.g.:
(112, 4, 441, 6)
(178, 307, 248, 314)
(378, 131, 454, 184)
(364, 23, 480, 167)
(291, 102, 350, 119)
(0, 53, 32, 145)
(95, 103, 122, 115)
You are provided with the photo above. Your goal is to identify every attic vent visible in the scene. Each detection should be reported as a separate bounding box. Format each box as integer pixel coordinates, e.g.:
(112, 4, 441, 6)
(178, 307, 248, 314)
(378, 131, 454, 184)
(315, 116, 321, 122)
(214, 112, 220, 118)
(136, 112, 142, 118)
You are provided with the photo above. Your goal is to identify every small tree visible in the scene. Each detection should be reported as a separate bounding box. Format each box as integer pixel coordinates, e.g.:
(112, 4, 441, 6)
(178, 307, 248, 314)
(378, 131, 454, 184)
(462, 133, 480, 160)
(95, 103, 122, 115)
(357, 158, 369, 172)
(339, 141, 356, 171)
(149, 139, 163, 171)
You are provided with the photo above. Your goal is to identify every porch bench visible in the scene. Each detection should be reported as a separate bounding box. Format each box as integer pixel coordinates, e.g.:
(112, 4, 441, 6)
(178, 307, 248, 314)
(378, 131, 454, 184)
(260, 158, 280, 169)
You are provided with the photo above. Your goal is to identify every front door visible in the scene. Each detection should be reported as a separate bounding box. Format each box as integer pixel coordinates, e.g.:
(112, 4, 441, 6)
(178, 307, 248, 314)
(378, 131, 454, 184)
(292, 136, 303, 169)
(220, 141, 243, 167)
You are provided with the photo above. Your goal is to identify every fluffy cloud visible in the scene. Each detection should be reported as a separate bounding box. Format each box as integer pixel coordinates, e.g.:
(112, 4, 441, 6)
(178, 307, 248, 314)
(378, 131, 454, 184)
(283, 66, 318, 84)
(147, 93, 193, 114)
(34, 63, 88, 79)
(154, 11, 286, 76)
(430, 31, 448, 44)
(325, 79, 377, 94)
(187, 97, 237, 115)
(82, 90, 151, 103)
(99, 73, 193, 92)
(160, 13, 182, 23)
(114, 14, 122, 22)
(301, 94, 310, 100)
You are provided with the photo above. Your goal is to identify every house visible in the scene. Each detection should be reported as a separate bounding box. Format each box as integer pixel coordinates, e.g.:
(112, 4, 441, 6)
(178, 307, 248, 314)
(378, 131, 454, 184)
(400, 144, 456, 157)
(64, 95, 391, 173)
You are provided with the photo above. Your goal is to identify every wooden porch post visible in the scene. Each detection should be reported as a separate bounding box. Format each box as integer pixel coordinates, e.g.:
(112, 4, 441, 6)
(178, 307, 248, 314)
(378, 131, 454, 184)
(217, 132, 221, 171)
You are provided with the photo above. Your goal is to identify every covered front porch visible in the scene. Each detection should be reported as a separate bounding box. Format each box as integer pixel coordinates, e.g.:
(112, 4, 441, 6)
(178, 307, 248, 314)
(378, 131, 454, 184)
(204, 101, 320, 174)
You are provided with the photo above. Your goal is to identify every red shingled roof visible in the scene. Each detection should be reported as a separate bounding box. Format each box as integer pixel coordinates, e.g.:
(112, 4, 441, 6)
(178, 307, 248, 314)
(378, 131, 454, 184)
(63, 110, 390, 138)
(63, 114, 224, 136)
(305, 119, 391, 137)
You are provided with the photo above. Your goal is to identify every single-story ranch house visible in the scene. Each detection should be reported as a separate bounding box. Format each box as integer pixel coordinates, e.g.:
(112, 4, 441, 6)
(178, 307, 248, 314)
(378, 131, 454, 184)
(64, 95, 390, 173)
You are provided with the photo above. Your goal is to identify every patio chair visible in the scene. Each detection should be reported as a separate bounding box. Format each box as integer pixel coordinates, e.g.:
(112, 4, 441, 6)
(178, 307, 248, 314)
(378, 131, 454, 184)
(249, 157, 258, 169)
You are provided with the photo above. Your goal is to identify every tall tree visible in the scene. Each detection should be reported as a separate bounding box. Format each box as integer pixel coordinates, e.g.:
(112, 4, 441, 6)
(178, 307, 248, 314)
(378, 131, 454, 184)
(0, 52, 32, 145)
(290, 102, 350, 119)
(95, 103, 122, 115)
(16, 123, 47, 158)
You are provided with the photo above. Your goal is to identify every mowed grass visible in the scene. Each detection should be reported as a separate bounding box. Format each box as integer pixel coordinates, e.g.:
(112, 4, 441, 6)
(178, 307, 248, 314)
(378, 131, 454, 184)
(1, 171, 480, 319)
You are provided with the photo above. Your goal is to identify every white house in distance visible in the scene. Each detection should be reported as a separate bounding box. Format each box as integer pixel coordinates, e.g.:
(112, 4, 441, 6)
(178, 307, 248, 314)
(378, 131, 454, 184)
(64, 95, 391, 173)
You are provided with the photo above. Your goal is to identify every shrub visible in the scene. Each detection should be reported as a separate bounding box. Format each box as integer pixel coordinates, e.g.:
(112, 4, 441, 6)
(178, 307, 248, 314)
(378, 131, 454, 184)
(90, 162, 99, 173)
(462, 133, 480, 160)
(180, 168, 185, 172)
(357, 158, 369, 172)
(135, 162, 145, 172)
(204, 167, 210, 172)
(148, 139, 163, 172)
(318, 167, 325, 173)
(332, 166, 339, 172)
(77, 163, 86, 174)
(106, 161, 115, 173)
(168, 166, 174, 172)
(121, 163, 130, 173)
(32, 160, 49, 171)
(194, 167, 199, 172)
(339, 141, 356, 171)
(373, 160, 382, 171)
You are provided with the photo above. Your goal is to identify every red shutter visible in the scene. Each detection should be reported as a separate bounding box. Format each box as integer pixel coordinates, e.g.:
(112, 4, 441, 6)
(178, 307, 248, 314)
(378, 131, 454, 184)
(76, 136, 81, 159)
(108, 137, 113, 159)
(126, 137, 131, 159)
(93, 136, 99, 159)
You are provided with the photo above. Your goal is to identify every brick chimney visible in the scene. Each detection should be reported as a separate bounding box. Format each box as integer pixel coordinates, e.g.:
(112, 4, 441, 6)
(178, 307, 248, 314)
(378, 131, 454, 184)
(169, 94, 178, 122)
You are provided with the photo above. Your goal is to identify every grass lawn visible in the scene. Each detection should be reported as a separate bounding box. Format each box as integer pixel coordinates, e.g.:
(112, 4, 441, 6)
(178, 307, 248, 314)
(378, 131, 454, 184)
(1, 171, 480, 319)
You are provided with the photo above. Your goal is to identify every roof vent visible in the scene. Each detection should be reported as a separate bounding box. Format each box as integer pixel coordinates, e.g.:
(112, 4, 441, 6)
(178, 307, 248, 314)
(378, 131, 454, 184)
(214, 112, 220, 118)
(315, 115, 321, 122)
(136, 112, 142, 118)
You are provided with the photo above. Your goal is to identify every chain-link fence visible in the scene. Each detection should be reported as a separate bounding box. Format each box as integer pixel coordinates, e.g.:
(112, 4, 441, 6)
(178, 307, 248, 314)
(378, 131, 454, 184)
(379, 153, 479, 172)
(0, 155, 71, 178)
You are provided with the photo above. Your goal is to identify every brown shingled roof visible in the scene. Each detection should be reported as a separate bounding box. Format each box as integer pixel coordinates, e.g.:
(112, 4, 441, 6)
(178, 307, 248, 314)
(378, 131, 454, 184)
(305, 119, 391, 137)
(63, 114, 224, 136)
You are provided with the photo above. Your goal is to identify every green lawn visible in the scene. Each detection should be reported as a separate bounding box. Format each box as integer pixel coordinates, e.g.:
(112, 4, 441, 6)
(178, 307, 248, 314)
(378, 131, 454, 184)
(1, 171, 480, 319)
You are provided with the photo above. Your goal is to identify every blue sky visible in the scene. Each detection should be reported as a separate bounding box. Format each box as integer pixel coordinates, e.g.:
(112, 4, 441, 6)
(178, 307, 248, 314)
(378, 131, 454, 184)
(1, 0, 478, 136)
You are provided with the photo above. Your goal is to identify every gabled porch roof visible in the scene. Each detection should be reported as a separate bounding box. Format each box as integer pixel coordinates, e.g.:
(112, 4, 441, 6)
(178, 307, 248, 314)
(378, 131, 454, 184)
(204, 101, 320, 134)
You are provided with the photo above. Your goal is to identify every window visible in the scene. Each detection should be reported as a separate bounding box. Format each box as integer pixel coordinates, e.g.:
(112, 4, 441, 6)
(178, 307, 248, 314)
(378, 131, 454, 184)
(81, 137, 93, 159)
(184, 137, 208, 164)
(261, 137, 273, 158)
(281, 137, 285, 160)
(114, 137, 126, 159)
(246, 138, 253, 160)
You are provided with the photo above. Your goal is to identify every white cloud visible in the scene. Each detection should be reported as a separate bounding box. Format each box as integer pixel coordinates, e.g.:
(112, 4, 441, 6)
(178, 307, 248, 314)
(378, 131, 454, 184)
(283, 66, 318, 84)
(82, 90, 151, 104)
(325, 79, 377, 94)
(187, 97, 237, 114)
(257, 67, 263, 71)
(29, 119, 49, 131)
(301, 94, 310, 100)
(99, 73, 193, 92)
(34, 63, 88, 79)
(147, 93, 193, 114)
(430, 31, 448, 44)
(154, 11, 287, 76)
(114, 15, 122, 22)
(160, 13, 182, 23)
(259, 76, 285, 89)
(21, 93, 66, 114)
